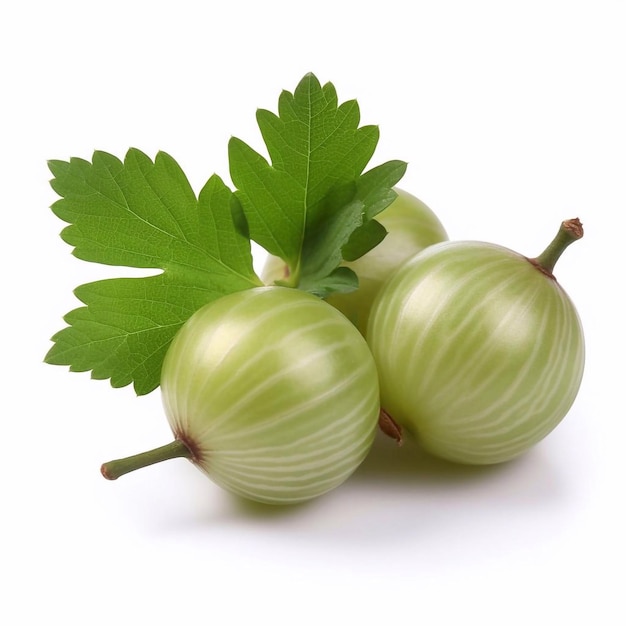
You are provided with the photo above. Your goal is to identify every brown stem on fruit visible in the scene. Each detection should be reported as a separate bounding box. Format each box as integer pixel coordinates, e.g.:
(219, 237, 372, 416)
(527, 218, 584, 279)
(378, 409, 404, 446)
(100, 439, 193, 480)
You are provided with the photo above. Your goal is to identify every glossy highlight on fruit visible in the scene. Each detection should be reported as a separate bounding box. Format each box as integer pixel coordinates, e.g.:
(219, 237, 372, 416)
(263, 188, 448, 335)
(367, 220, 585, 465)
(103, 287, 380, 504)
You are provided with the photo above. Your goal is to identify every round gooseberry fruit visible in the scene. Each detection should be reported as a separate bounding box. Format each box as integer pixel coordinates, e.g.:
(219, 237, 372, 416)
(262, 188, 448, 335)
(101, 287, 380, 504)
(367, 219, 585, 465)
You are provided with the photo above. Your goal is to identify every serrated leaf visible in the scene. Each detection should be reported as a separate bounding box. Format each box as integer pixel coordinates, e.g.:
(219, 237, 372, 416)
(229, 72, 407, 295)
(46, 150, 261, 394)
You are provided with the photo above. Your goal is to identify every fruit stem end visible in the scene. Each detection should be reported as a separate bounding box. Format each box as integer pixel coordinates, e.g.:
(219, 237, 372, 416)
(378, 409, 404, 446)
(101, 439, 192, 480)
(530, 218, 583, 277)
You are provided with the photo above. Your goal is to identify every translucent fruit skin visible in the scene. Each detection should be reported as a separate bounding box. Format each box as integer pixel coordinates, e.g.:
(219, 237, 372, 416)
(367, 241, 585, 465)
(160, 286, 380, 504)
(262, 188, 448, 335)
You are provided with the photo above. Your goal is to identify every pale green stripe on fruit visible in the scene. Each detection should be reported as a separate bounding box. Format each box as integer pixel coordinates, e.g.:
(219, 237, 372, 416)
(210, 436, 373, 503)
(199, 336, 371, 441)
(368, 240, 584, 465)
(161, 286, 380, 503)
(213, 385, 378, 452)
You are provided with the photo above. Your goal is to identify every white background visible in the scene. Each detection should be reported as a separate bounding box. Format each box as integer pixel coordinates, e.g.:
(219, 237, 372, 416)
(2, 1, 625, 624)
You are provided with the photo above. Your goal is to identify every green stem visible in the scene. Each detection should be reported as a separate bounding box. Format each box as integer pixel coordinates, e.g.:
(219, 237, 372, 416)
(101, 439, 192, 480)
(529, 218, 584, 277)
(281, 261, 300, 289)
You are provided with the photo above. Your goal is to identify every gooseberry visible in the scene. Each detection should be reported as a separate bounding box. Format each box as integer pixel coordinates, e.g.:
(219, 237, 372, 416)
(102, 287, 380, 504)
(367, 219, 585, 464)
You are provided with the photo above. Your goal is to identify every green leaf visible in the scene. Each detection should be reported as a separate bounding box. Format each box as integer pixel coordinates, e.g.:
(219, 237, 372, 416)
(297, 267, 359, 299)
(342, 219, 387, 263)
(46, 150, 261, 394)
(229, 72, 406, 295)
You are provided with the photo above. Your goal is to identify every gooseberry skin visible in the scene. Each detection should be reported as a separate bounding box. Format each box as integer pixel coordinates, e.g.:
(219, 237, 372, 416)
(160, 286, 380, 504)
(367, 240, 585, 465)
(262, 188, 448, 335)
